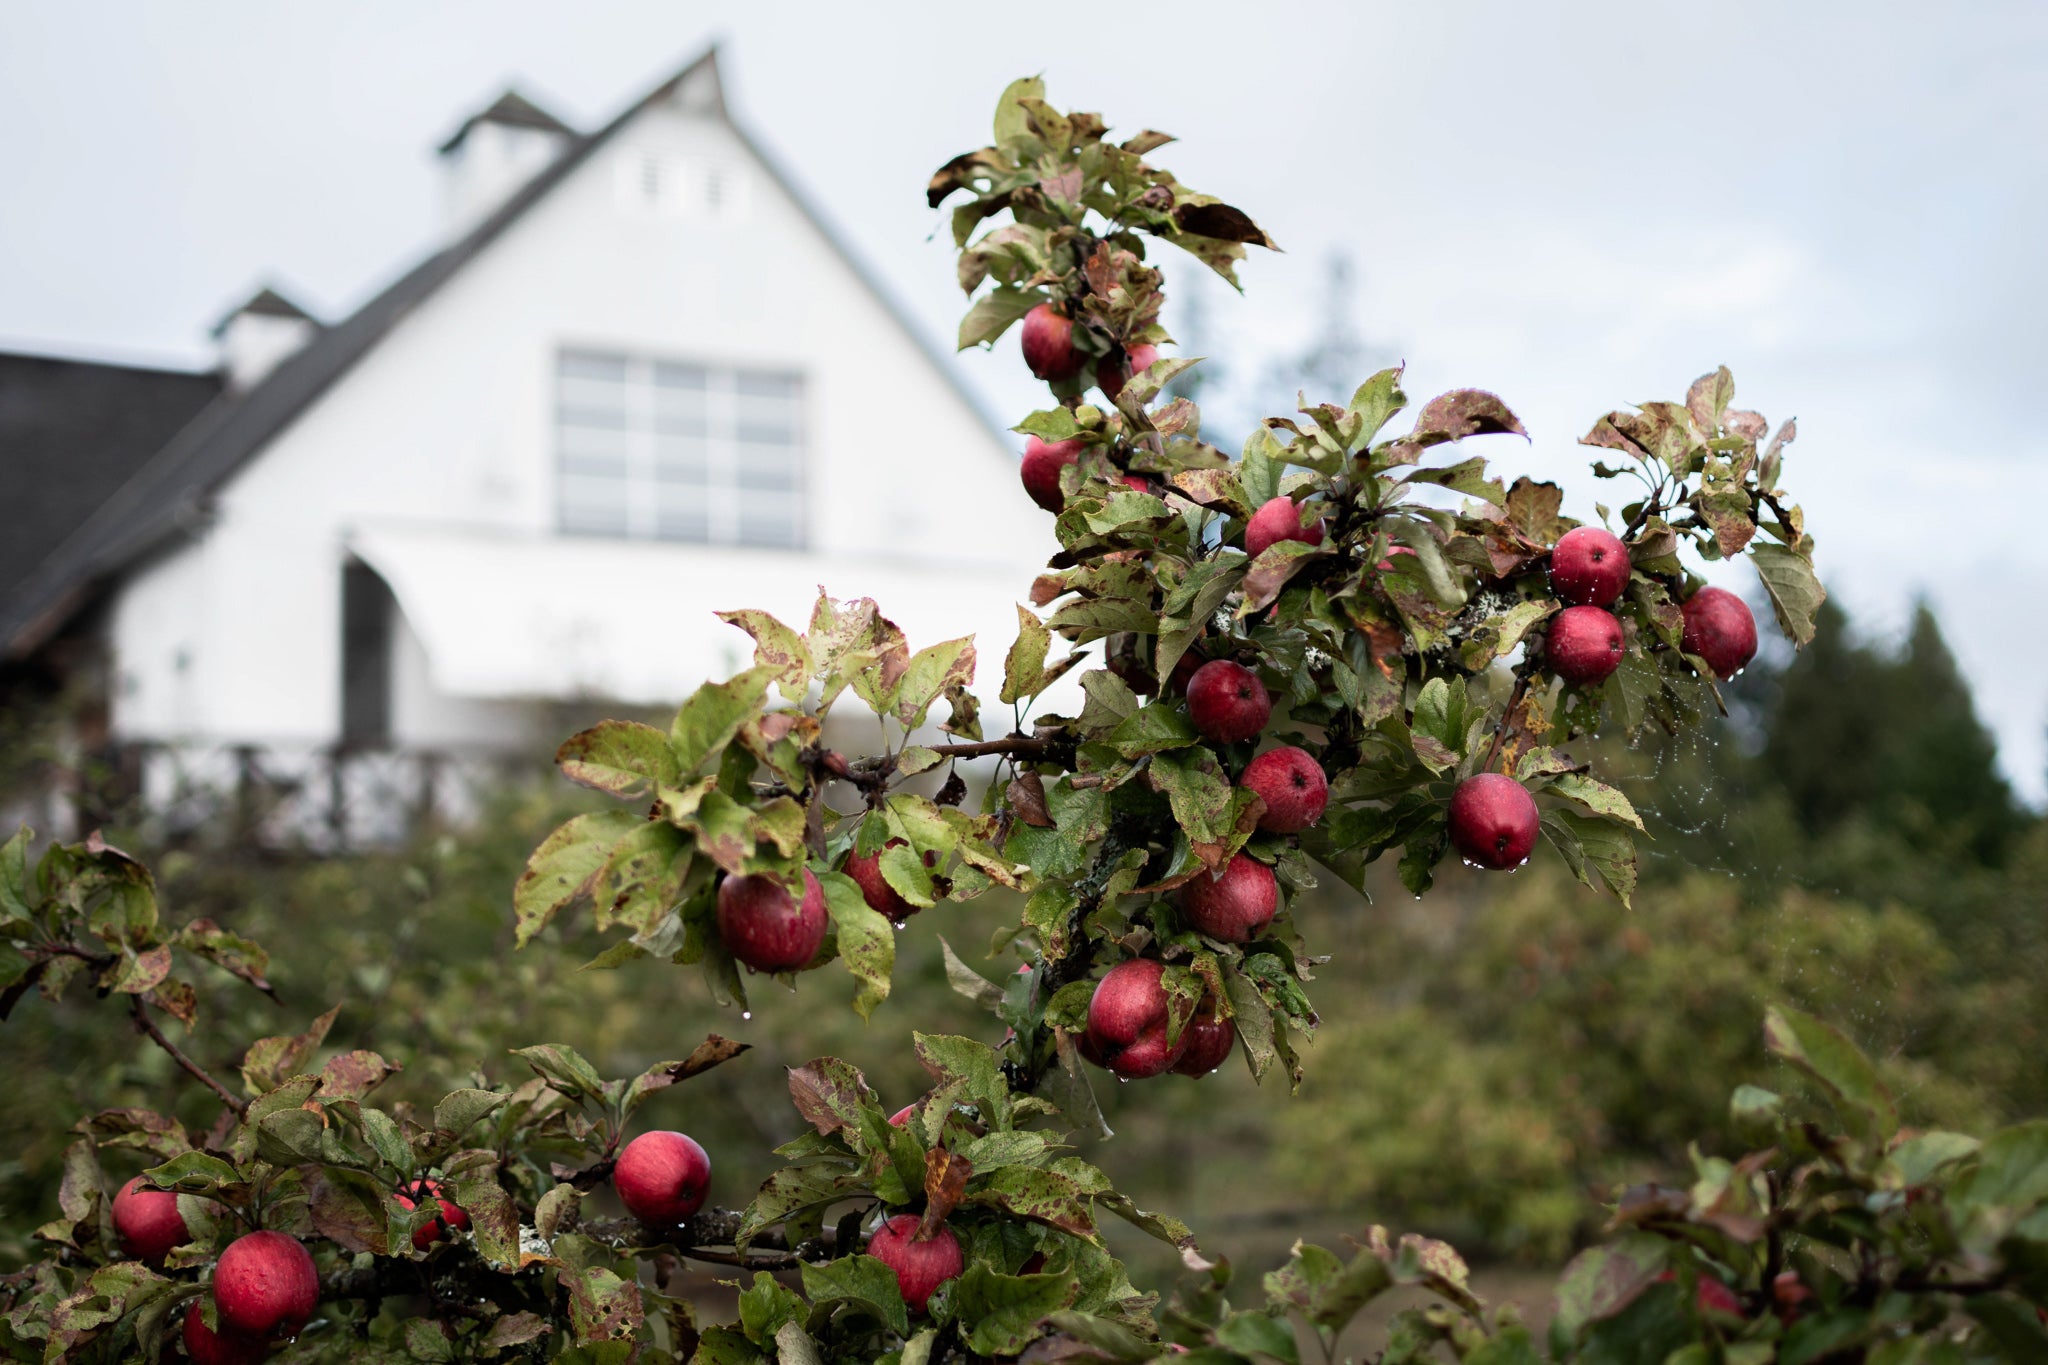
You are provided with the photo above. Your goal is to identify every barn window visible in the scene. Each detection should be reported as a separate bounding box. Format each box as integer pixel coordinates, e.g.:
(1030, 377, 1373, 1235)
(556, 350, 804, 550)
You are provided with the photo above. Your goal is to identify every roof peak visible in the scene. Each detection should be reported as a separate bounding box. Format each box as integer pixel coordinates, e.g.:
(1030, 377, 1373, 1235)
(437, 87, 577, 155)
(208, 285, 319, 338)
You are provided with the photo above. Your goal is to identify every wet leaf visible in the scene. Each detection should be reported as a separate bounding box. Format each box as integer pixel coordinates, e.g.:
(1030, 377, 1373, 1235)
(555, 720, 680, 798)
(240, 1003, 340, 1096)
(1764, 1005, 1897, 1147)
(715, 609, 810, 700)
(513, 811, 640, 948)
(1750, 541, 1826, 647)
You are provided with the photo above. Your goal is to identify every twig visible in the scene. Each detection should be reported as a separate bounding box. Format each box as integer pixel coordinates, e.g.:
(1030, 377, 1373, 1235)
(1482, 670, 1534, 775)
(129, 996, 248, 1118)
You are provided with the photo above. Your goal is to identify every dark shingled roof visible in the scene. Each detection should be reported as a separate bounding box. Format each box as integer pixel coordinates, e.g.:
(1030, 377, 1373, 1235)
(437, 88, 576, 154)
(0, 353, 222, 617)
(2, 44, 1009, 658)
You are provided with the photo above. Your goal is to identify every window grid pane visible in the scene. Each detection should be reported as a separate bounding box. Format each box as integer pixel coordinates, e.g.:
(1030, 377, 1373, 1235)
(555, 352, 804, 549)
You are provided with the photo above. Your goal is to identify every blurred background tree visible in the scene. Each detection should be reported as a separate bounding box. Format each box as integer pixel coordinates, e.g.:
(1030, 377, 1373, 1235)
(3, 590, 2040, 1292)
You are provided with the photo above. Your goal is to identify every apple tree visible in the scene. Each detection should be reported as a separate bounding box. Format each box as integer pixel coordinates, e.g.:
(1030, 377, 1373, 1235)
(8, 77, 2048, 1365)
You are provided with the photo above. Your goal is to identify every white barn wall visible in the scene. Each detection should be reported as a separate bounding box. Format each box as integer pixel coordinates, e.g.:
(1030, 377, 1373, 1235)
(104, 78, 1050, 755)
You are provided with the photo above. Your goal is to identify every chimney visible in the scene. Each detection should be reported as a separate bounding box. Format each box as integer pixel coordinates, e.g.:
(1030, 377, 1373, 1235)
(437, 89, 576, 237)
(210, 286, 320, 392)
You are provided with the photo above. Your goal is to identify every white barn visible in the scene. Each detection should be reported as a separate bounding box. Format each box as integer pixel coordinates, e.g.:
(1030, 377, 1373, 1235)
(0, 50, 1045, 845)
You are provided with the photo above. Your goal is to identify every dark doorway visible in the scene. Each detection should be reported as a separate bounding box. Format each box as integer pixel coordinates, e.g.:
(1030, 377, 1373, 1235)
(339, 560, 394, 749)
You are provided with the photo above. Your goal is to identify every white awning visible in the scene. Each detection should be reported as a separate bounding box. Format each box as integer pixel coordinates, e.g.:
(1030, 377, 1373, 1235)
(346, 523, 1046, 707)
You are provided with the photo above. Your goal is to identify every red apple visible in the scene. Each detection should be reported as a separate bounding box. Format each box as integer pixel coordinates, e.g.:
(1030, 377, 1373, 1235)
(1447, 773, 1539, 870)
(1185, 660, 1270, 744)
(1240, 746, 1328, 833)
(1376, 543, 1417, 572)
(716, 868, 826, 973)
(181, 1307, 266, 1365)
(1084, 959, 1188, 1079)
(213, 1230, 318, 1341)
(1020, 304, 1082, 381)
(888, 1104, 917, 1128)
(1549, 526, 1630, 605)
(1178, 853, 1278, 943)
(1096, 342, 1160, 398)
(614, 1130, 711, 1227)
(1696, 1277, 1742, 1318)
(1020, 436, 1084, 513)
(112, 1174, 189, 1263)
(867, 1214, 964, 1315)
(1170, 999, 1237, 1076)
(1120, 473, 1149, 494)
(843, 840, 918, 922)
(395, 1179, 469, 1250)
(1681, 586, 1758, 680)
(1545, 605, 1625, 686)
(1244, 496, 1326, 560)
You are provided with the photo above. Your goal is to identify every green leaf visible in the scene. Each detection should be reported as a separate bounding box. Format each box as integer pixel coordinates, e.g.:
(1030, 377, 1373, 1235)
(738, 1271, 807, 1347)
(514, 811, 641, 948)
(565, 1266, 645, 1343)
(1763, 1005, 1898, 1147)
(939, 936, 1005, 1013)
(240, 1002, 339, 1096)
(1240, 539, 1325, 614)
(1952, 1120, 2048, 1213)
(1002, 606, 1053, 705)
(1545, 774, 1645, 830)
(1410, 677, 1471, 772)
(512, 1045, 609, 1104)
(1405, 454, 1506, 506)
(140, 1150, 239, 1194)
(433, 1088, 508, 1139)
(715, 609, 811, 700)
(914, 1033, 1009, 1123)
(670, 666, 775, 775)
(959, 286, 1042, 350)
(950, 1262, 1077, 1356)
(1552, 1233, 1669, 1339)
(451, 1175, 520, 1268)
(895, 637, 977, 729)
(1014, 407, 1081, 442)
(1108, 702, 1199, 758)
(1347, 367, 1409, 448)
(555, 720, 681, 797)
(590, 821, 692, 935)
(0, 826, 33, 931)
(1750, 542, 1826, 647)
(1540, 808, 1638, 906)
(1146, 749, 1234, 846)
(306, 1166, 395, 1255)
(816, 870, 894, 1019)
(970, 1166, 1095, 1239)
(1215, 1312, 1301, 1362)
(802, 1254, 910, 1337)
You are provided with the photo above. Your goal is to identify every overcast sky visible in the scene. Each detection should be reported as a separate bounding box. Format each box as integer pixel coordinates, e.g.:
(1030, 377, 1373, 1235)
(2, 2, 2044, 796)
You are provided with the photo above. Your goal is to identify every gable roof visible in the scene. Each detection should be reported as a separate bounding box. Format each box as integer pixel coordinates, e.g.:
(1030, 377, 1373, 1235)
(1, 46, 1010, 661)
(0, 352, 222, 613)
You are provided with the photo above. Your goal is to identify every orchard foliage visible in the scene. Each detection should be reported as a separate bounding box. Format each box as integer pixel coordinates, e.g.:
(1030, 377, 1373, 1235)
(6, 75, 2030, 1365)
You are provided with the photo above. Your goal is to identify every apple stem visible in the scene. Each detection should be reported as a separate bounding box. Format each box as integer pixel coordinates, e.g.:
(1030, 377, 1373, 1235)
(128, 996, 249, 1118)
